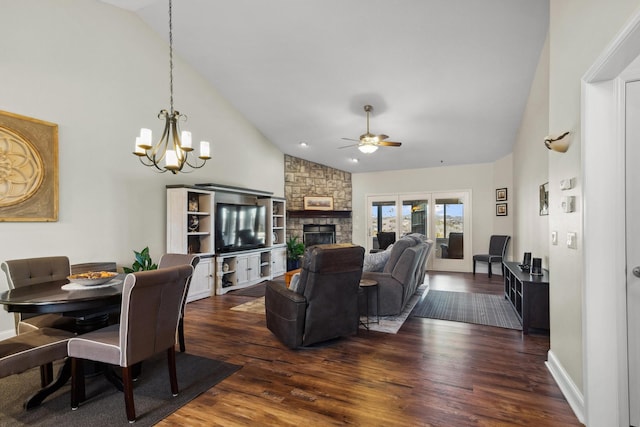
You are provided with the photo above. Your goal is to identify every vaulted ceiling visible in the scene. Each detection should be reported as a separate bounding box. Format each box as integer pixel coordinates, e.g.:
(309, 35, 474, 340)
(103, 0, 549, 173)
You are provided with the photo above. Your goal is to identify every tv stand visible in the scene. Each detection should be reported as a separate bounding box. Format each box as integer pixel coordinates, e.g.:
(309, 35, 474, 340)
(503, 261, 550, 334)
(166, 185, 286, 298)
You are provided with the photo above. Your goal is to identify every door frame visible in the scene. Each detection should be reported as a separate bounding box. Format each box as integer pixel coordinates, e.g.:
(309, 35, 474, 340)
(581, 11, 640, 426)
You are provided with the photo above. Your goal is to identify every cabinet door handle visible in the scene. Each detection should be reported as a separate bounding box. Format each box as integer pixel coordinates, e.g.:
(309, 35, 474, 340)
(633, 266, 640, 278)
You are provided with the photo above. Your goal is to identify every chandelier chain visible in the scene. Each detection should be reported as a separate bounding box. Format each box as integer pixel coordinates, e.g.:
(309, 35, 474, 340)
(168, 0, 174, 114)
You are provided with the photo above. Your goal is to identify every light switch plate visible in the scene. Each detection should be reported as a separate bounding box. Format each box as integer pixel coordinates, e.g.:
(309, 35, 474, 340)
(551, 231, 558, 245)
(567, 232, 577, 249)
(560, 178, 574, 190)
(561, 196, 576, 212)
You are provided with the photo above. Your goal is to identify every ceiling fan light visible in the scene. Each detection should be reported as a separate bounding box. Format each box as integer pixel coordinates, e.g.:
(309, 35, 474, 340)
(358, 144, 378, 154)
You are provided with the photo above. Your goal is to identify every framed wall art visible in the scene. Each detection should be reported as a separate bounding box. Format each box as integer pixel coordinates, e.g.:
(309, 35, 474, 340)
(496, 203, 508, 216)
(303, 196, 334, 211)
(0, 110, 58, 221)
(496, 187, 507, 202)
(539, 182, 549, 216)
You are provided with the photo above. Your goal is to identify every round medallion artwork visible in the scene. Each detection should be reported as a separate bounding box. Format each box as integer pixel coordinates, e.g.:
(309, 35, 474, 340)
(0, 127, 44, 207)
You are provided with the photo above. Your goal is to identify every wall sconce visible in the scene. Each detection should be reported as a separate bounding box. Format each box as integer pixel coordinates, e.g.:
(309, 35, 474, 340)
(544, 131, 571, 153)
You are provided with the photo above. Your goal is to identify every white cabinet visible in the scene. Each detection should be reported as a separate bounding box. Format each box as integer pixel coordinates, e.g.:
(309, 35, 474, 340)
(271, 247, 286, 277)
(188, 257, 214, 302)
(215, 249, 272, 295)
(269, 198, 286, 246)
(236, 254, 260, 284)
(167, 187, 288, 296)
(167, 186, 216, 302)
(166, 187, 215, 255)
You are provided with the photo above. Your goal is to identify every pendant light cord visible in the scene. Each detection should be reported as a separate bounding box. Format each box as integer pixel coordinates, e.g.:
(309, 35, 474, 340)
(169, 0, 174, 115)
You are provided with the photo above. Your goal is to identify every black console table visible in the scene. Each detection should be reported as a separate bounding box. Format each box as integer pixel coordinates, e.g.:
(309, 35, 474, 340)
(503, 261, 550, 334)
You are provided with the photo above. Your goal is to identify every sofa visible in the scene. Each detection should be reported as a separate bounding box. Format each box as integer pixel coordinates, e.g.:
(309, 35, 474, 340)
(361, 234, 433, 316)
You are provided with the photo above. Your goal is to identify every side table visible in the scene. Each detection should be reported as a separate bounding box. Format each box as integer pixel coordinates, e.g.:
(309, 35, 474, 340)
(359, 279, 379, 329)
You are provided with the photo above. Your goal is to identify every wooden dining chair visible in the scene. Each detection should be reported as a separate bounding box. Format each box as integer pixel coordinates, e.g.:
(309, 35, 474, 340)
(67, 264, 194, 423)
(157, 253, 200, 353)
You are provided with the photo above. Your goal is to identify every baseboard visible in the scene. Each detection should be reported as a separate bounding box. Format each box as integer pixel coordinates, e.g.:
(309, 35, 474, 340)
(546, 350, 585, 424)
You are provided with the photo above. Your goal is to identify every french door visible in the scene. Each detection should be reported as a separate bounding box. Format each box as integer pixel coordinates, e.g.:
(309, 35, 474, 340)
(366, 191, 471, 272)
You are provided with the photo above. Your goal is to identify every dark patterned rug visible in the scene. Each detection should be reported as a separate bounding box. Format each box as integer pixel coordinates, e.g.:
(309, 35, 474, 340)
(0, 352, 241, 426)
(411, 290, 522, 330)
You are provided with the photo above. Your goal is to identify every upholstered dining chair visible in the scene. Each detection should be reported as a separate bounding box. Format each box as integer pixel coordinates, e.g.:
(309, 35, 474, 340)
(0, 327, 75, 408)
(67, 264, 193, 423)
(473, 235, 511, 278)
(157, 253, 200, 352)
(1, 256, 77, 335)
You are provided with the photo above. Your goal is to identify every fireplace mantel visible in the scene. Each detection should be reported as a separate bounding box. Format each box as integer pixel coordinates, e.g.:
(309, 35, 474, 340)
(287, 210, 351, 219)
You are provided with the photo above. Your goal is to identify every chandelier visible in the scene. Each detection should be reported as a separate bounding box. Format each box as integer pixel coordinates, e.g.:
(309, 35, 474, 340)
(133, 0, 210, 174)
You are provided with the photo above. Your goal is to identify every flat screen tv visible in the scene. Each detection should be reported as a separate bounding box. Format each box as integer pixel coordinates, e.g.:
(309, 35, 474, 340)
(215, 203, 266, 253)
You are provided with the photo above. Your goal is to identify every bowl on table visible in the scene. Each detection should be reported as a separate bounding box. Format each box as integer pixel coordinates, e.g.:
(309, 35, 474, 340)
(67, 271, 118, 286)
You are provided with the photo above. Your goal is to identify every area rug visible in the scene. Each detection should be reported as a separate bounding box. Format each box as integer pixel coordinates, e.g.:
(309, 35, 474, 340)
(228, 282, 267, 297)
(0, 352, 241, 426)
(410, 290, 522, 330)
(230, 284, 429, 335)
(363, 283, 428, 334)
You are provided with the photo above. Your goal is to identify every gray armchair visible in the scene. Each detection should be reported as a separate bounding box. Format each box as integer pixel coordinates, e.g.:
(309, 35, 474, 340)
(265, 244, 365, 348)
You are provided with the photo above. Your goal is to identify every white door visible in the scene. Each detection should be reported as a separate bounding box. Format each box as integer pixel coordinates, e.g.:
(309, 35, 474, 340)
(366, 195, 400, 252)
(431, 192, 471, 272)
(626, 79, 640, 426)
(366, 191, 470, 271)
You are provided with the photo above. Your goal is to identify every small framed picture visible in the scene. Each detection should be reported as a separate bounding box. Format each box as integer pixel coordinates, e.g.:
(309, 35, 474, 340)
(304, 196, 334, 211)
(496, 203, 508, 216)
(496, 188, 507, 202)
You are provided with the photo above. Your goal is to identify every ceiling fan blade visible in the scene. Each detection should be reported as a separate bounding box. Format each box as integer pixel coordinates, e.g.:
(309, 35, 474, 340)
(338, 143, 359, 149)
(341, 137, 360, 142)
(378, 141, 402, 147)
(377, 134, 389, 141)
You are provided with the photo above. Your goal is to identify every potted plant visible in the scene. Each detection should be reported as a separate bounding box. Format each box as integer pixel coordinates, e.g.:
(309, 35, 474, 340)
(286, 236, 305, 271)
(123, 246, 158, 273)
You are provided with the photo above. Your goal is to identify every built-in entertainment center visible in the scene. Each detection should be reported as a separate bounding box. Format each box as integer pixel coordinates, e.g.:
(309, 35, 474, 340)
(166, 183, 286, 300)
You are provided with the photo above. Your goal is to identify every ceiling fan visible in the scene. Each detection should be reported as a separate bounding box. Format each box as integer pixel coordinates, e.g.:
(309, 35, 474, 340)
(339, 105, 402, 154)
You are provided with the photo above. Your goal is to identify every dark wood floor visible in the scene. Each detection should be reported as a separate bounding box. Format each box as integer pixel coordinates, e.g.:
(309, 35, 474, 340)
(158, 272, 581, 426)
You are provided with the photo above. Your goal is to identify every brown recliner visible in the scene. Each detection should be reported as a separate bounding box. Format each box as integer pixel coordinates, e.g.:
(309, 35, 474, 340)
(265, 244, 365, 349)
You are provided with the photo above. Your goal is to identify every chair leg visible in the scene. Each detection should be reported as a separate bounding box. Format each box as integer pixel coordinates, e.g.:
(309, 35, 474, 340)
(473, 259, 476, 275)
(167, 347, 179, 396)
(70, 358, 85, 409)
(40, 362, 53, 387)
(178, 316, 186, 353)
(122, 366, 136, 422)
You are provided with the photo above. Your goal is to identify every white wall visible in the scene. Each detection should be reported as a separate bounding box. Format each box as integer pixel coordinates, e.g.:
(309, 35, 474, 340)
(0, 0, 284, 335)
(546, 0, 640, 400)
(512, 34, 550, 269)
(493, 154, 514, 261)
(352, 161, 513, 270)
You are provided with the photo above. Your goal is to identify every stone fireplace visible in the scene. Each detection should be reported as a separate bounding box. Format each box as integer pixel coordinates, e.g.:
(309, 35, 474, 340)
(285, 155, 352, 244)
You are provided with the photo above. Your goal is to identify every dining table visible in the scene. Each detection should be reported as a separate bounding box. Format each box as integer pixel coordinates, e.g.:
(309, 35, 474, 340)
(0, 275, 125, 408)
